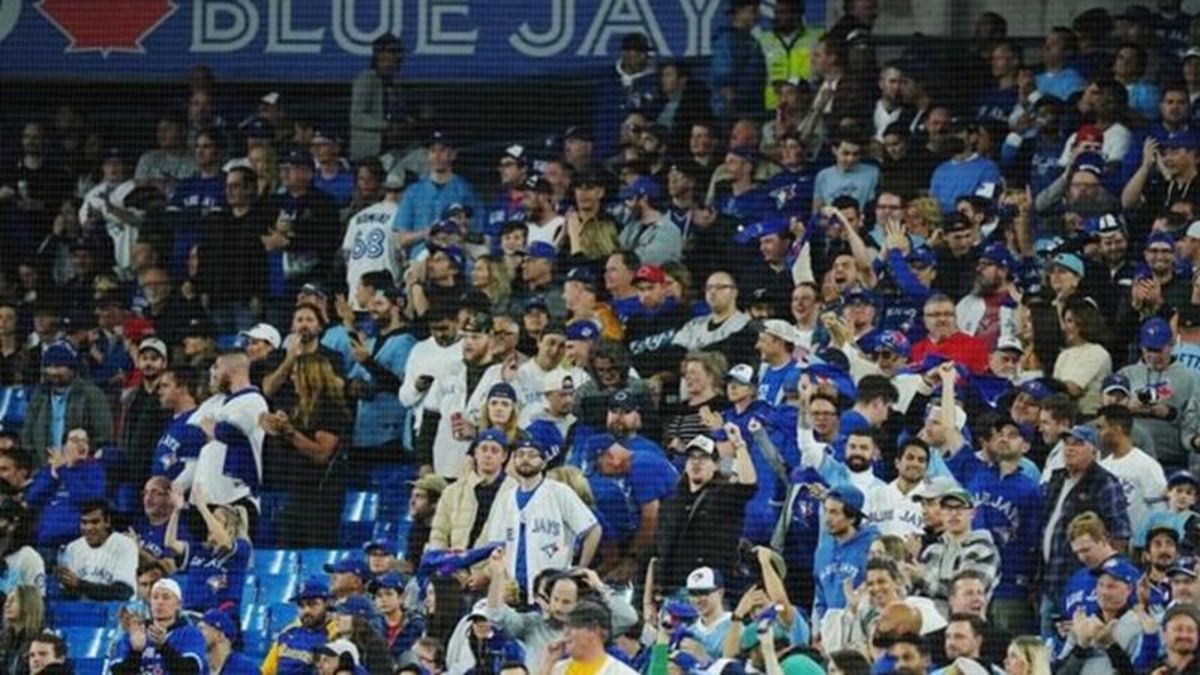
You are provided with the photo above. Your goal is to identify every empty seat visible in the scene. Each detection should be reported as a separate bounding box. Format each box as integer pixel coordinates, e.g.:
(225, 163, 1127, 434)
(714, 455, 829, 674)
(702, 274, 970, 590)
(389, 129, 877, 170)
(267, 602, 299, 637)
(60, 627, 110, 659)
(240, 603, 270, 654)
(340, 491, 380, 546)
(250, 548, 299, 576)
(70, 658, 107, 675)
(298, 548, 353, 575)
(49, 601, 115, 626)
(256, 573, 299, 604)
(242, 573, 259, 606)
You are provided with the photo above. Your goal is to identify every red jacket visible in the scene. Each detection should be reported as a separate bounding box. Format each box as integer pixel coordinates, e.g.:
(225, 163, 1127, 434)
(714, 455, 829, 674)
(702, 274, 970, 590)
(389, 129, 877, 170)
(911, 331, 989, 374)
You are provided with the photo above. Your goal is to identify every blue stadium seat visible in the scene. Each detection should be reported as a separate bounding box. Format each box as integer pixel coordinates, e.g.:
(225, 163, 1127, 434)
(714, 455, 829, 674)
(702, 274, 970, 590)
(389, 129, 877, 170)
(298, 548, 353, 575)
(256, 573, 299, 605)
(251, 548, 299, 576)
(60, 627, 111, 659)
(340, 491, 380, 545)
(255, 491, 288, 547)
(71, 658, 107, 675)
(241, 603, 270, 654)
(48, 601, 117, 626)
(242, 573, 259, 606)
(267, 602, 299, 636)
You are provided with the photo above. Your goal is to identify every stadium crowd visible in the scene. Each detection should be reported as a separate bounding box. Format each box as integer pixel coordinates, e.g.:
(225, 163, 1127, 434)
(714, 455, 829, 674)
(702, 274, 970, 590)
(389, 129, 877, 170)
(6, 0, 1200, 673)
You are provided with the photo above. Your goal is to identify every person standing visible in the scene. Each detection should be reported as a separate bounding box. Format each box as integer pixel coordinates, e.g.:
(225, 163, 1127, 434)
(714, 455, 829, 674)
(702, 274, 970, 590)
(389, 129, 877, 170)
(543, 601, 638, 675)
(350, 35, 406, 160)
(117, 338, 170, 495)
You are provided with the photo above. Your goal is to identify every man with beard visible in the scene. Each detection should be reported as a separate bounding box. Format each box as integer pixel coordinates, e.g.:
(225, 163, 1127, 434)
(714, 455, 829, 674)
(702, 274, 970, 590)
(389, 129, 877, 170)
(346, 286, 415, 481)
(1124, 318, 1198, 474)
(263, 578, 335, 675)
(21, 341, 112, 468)
(403, 474, 446, 571)
(420, 312, 504, 478)
(1036, 152, 1119, 219)
(657, 430, 757, 593)
(617, 178, 681, 265)
(955, 244, 1017, 352)
(117, 338, 170, 492)
(263, 303, 343, 400)
(521, 174, 564, 248)
(483, 434, 600, 600)
(183, 351, 267, 531)
(966, 417, 1042, 636)
(813, 485, 879, 635)
(1154, 605, 1200, 673)
(1098, 404, 1167, 534)
(398, 304, 462, 471)
(932, 214, 980, 301)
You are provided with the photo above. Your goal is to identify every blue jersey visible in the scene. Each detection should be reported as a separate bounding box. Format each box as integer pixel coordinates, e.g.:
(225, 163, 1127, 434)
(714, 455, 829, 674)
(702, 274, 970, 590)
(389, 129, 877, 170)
(976, 87, 1019, 124)
(313, 169, 354, 207)
(1174, 343, 1200, 376)
(968, 465, 1042, 598)
(218, 651, 261, 674)
(270, 623, 328, 675)
(111, 621, 209, 674)
(135, 517, 192, 563)
(183, 538, 252, 612)
(758, 360, 799, 407)
(172, 173, 225, 213)
(152, 409, 206, 479)
(713, 186, 773, 225)
(766, 168, 817, 217)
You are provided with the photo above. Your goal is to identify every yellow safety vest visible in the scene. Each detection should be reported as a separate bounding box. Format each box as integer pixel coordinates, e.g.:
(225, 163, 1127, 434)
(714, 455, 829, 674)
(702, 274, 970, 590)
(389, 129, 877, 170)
(756, 26, 820, 110)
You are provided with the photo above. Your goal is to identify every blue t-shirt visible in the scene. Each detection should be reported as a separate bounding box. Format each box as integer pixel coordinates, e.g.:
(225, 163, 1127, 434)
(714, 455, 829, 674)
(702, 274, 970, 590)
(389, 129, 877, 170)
(152, 409, 207, 479)
(1036, 68, 1086, 100)
(758, 360, 800, 407)
(219, 651, 261, 674)
(929, 155, 1002, 214)
(314, 169, 354, 207)
(813, 163, 880, 210)
(184, 538, 252, 612)
(135, 517, 192, 562)
(112, 622, 209, 674)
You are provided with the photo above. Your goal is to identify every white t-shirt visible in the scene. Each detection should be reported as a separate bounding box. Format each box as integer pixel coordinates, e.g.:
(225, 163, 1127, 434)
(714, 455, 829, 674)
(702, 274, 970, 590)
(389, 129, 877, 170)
(0, 546, 45, 595)
(1058, 123, 1133, 166)
(526, 216, 565, 247)
(62, 533, 138, 592)
(1101, 448, 1167, 534)
(1054, 343, 1112, 415)
(342, 199, 401, 307)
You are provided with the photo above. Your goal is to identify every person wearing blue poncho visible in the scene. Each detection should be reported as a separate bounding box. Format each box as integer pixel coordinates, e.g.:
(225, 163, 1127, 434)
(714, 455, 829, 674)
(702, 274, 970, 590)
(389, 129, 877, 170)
(110, 578, 209, 674)
(198, 609, 259, 674)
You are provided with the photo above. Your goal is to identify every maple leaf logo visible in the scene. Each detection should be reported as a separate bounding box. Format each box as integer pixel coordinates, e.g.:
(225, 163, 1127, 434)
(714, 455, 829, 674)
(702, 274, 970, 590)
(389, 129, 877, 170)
(36, 0, 177, 56)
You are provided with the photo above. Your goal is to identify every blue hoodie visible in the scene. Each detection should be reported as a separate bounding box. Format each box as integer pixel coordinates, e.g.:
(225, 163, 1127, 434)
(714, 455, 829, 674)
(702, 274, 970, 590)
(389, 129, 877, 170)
(813, 523, 880, 624)
(722, 400, 794, 541)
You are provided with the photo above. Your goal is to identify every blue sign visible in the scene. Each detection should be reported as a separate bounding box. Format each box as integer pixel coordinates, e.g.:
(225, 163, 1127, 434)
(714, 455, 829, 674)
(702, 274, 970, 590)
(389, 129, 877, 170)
(0, 0, 825, 81)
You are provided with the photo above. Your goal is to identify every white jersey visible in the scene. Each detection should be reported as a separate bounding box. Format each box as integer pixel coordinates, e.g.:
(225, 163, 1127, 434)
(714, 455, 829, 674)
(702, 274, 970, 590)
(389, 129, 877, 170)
(869, 480, 926, 538)
(421, 360, 505, 477)
(511, 360, 555, 420)
(342, 199, 402, 307)
(1101, 447, 1167, 534)
(398, 337, 464, 432)
(190, 388, 268, 508)
(80, 180, 139, 276)
(483, 478, 598, 599)
(61, 533, 138, 592)
(526, 216, 565, 247)
(0, 546, 45, 595)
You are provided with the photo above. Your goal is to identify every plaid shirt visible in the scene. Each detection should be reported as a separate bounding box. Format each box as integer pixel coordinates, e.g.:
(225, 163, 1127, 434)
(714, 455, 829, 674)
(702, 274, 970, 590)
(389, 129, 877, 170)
(1040, 462, 1131, 597)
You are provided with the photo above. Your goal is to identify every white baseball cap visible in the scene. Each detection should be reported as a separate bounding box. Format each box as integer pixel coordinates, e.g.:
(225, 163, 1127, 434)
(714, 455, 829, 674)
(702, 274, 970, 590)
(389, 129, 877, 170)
(316, 639, 360, 665)
(541, 368, 576, 393)
(686, 566, 724, 592)
(138, 337, 168, 358)
(761, 319, 802, 345)
(239, 323, 282, 350)
(151, 578, 183, 601)
(1187, 220, 1200, 240)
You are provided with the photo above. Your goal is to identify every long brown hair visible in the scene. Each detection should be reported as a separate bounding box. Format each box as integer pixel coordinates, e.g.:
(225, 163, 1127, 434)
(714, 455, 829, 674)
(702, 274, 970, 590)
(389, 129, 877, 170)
(291, 354, 348, 429)
(4, 586, 44, 637)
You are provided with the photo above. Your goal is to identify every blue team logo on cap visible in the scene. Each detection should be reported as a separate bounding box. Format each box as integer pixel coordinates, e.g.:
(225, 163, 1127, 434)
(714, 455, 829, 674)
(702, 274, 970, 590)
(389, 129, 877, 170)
(874, 330, 912, 358)
(565, 320, 599, 341)
(525, 242, 557, 260)
(1140, 317, 1173, 350)
(289, 576, 331, 603)
(471, 428, 509, 453)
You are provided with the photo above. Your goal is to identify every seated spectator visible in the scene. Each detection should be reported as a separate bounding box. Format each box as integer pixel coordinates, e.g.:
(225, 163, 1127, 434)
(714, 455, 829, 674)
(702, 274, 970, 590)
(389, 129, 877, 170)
(0, 447, 32, 504)
(132, 476, 189, 576)
(329, 598, 392, 674)
(26, 631, 69, 675)
(262, 577, 334, 675)
(25, 427, 104, 548)
(0, 585, 44, 673)
(110, 578, 207, 673)
(198, 608, 259, 674)
(55, 500, 136, 600)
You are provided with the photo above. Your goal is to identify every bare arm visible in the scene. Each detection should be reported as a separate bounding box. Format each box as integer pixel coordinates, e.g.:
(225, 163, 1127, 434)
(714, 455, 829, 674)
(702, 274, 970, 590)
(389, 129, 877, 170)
(578, 525, 602, 568)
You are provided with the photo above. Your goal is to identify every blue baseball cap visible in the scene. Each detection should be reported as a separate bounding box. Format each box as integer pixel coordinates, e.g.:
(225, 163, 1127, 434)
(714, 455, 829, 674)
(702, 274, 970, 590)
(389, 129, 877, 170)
(428, 245, 465, 269)
(906, 245, 938, 268)
(200, 609, 238, 641)
(471, 428, 510, 454)
(41, 341, 79, 369)
(827, 485, 865, 516)
(1161, 130, 1200, 151)
(565, 319, 599, 341)
(619, 177, 661, 202)
(725, 363, 757, 385)
(1147, 231, 1177, 249)
(1018, 379, 1051, 402)
(324, 557, 370, 578)
(368, 572, 407, 593)
(334, 595, 377, 618)
(288, 577, 331, 603)
(1051, 252, 1085, 277)
(566, 266, 596, 285)
(525, 242, 557, 261)
(1170, 470, 1200, 489)
(282, 148, 314, 167)
(362, 538, 399, 555)
(979, 243, 1014, 269)
(428, 129, 454, 148)
(1094, 556, 1142, 587)
(727, 145, 757, 164)
(1072, 151, 1105, 177)
(842, 287, 878, 307)
(1062, 424, 1098, 447)
(873, 330, 912, 358)
(430, 219, 459, 237)
(1140, 317, 1173, 350)
(608, 388, 641, 412)
(1102, 373, 1131, 395)
(487, 382, 518, 402)
(511, 431, 547, 456)
(585, 433, 619, 457)
(734, 217, 789, 244)
(441, 202, 474, 218)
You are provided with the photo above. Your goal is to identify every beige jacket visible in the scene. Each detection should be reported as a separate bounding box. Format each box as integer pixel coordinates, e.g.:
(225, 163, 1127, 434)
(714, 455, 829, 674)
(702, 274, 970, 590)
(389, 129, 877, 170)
(429, 471, 514, 551)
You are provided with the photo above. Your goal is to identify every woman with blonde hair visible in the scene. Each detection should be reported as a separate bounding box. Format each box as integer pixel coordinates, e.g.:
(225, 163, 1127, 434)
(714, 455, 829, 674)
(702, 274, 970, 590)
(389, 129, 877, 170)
(262, 352, 352, 547)
(247, 143, 279, 199)
(0, 585, 43, 674)
(166, 483, 252, 613)
(471, 253, 512, 311)
(1003, 636, 1051, 675)
(905, 196, 942, 240)
(663, 351, 728, 465)
(461, 382, 522, 445)
(562, 177, 619, 264)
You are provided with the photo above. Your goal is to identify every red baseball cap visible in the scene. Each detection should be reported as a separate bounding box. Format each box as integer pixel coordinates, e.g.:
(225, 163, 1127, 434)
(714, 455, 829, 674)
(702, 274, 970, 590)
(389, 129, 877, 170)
(633, 264, 666, 285)
(1075, 124, 1103, 145)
